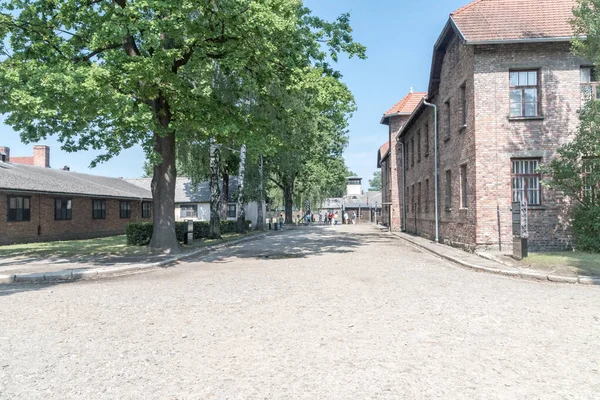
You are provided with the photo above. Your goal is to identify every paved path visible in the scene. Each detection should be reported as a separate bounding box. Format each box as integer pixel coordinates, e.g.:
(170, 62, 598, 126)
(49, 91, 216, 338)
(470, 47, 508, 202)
(1, 224, 599, 399)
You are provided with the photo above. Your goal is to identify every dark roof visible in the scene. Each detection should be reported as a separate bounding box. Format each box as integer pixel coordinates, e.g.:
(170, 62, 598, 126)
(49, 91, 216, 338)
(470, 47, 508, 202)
(126, 177, 238, 203)
(378, 142, 390, 168)
(0, 162, 152, 200)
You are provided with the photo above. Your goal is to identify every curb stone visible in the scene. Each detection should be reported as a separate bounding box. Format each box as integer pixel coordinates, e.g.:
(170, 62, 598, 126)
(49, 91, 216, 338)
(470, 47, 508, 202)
(390, 232, 596, 285)
(0, 231, 271, 285)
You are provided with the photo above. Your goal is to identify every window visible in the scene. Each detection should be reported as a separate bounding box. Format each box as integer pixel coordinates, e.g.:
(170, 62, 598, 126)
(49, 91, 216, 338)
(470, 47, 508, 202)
(180, 205, 197, 219)
(581, 67, 599, 102)
(425, 179, 430, 213)
(445, 101, 451, 138)
(7, 196, 30, 222)
(55, 198, 72, 220)
(228, 204, 237, 218)
(417, 182, 422, 213)
(460, 164, 468, 209)
(406, 186, 410, 213)
(424, 124, 429, 157)
(411, 184, 415, 213)
(417, 131, 421, 163)
(411, 137, 415, 167)
(511, 159, 541, 206)
(120, 201, 131, 219)
(445, 170, 452, 210)
(92, 199, 106, 219)
(142, 201, 152, 218)
(510, 70, 539, 117)
(460, 84, 467, 127)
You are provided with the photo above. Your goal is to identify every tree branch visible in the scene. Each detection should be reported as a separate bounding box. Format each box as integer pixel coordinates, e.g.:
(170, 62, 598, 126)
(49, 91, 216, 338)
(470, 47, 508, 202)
(74, 43, 122, 62)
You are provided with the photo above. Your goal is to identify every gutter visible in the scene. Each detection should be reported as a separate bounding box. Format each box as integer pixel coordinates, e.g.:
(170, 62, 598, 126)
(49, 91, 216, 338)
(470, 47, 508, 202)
(380, 112, 411, 125)
(0, 188, 152, 201)
(464, 36, 584, 45)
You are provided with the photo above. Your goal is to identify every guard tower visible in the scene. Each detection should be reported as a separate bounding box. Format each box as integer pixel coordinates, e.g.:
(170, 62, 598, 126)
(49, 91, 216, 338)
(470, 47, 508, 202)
(346, 176, 362, 196)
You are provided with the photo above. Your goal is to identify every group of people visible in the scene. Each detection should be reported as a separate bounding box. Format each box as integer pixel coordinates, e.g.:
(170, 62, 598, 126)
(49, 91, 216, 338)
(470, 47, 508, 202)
(321, 211, 358, 225)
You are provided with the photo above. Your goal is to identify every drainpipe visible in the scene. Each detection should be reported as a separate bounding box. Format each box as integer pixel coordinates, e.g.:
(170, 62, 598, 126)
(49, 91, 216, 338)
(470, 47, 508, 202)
(423, 100, 439, 243)
(399, 141, 407, 232)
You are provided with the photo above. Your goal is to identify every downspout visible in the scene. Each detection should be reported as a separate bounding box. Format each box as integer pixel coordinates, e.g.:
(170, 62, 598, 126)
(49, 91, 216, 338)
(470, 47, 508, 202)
(423, 100, 439, 243)
(400, 141, 406, 232)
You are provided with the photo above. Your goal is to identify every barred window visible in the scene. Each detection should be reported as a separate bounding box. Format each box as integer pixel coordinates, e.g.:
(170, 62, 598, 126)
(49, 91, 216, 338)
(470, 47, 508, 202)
(228, 204, 237, 218)
(8, 196, 30, 222)
(460, 164, 468, 209)
(424, 124, 430, 157)
(120, 201, 131, 219)
(142, 201, 152, 219)
(511, 159, 541, 206)
(55, 198, 72, 220)
(92, 199, 106, 219)
(180, 205, 197, 219)
(583, 157, 599, 205)
(581, 67, 599, 102)
(425, 179, 430, 213)
(445, 170, 452, 210)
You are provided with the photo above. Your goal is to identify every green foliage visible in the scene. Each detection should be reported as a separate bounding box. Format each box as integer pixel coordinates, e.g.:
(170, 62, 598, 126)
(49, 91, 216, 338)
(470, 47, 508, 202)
(571, 206, 600, 253)
(368, 171, 382, 192)
(126, 220, 250, 246)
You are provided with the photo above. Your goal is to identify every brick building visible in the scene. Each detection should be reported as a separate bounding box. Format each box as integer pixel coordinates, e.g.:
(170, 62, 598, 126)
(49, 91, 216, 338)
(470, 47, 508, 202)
(0, 147, 152, 245)
(388, 0, 583, 251)
(378, 90, 427, 230)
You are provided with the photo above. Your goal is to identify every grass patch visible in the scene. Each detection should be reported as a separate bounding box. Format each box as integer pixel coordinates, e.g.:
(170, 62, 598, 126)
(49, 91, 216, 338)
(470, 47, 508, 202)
(525, 251, 600, 276)
(0, 231, 258, 260)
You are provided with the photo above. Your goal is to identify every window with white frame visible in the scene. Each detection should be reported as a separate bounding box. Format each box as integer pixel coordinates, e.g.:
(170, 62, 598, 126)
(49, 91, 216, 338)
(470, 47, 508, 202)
(581, 67, 599, 102)
(511, 159, 541, 206)
(228, 204, 237, 218)
(180, 204, 197, 218)
(510, 70, 539, 117)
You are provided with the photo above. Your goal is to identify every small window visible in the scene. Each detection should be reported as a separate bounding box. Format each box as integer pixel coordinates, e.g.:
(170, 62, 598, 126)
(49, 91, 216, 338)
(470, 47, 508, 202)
(581, 67, 599, 102)
(445, 170, 452, 210)
(417, 131, 421, 163)
(406, 186, 410, 214)
(411, 137, 415, 167)
(411, 184, 415, 213)
(120, 201, 131, 219)
(460, 84, 467, 127)
(582, 158, 599, 205)
(417, 182, 422, 213)
(511, 159, 541, 206)
(424, 124, 429, 157)
(460, 164, 468, 209)
(55, 198, 72, 220)
(228, 204, 237, 219)
(180, 205, 197, 219)
(445, 101, 451, 138)
(142, 201, 152, 218)
(425, 179, 430, 213)
(510, 70, 539, 117)
(92, 199, 106, 219)
(7, 196, 30, 222)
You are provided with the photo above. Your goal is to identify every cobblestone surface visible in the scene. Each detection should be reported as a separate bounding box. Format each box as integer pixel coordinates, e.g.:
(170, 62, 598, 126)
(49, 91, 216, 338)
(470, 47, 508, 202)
(1, 224, 599, 399)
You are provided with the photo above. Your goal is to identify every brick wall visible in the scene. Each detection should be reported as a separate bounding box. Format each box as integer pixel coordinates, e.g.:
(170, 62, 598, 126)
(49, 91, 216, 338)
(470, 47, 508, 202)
(400, 36, 477, 248)
(389, 115, 410, 231)
(473, 42, 582, 251)
(0, 192, 151, 245)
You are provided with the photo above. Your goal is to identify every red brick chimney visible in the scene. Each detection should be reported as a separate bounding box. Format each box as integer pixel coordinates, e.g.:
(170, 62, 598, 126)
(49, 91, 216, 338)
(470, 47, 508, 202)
(0, 146, 9, 162)
(33, 145, 50, 168)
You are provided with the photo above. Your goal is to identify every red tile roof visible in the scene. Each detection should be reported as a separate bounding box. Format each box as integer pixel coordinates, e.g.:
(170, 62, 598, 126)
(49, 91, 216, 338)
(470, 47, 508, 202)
(451, 0, 577, 43)
(383, 91, 427, 116)
(379, 142, 390, 158)
(10, 156, 34, 166)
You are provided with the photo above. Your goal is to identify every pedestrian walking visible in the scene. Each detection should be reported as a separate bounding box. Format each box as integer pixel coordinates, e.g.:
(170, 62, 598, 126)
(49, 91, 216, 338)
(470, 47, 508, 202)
(279, 214, 284, 230)
(319, 213, 323, 224)
(344, 211, 349, 225)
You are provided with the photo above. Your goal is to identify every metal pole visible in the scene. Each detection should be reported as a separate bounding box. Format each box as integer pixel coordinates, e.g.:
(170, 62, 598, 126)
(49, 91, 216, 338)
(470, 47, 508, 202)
(497, 204, 502, 252)
(424, 100, 439, 243)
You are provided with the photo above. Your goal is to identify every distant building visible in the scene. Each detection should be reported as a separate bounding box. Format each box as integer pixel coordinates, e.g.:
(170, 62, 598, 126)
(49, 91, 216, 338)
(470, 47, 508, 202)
(319, 177, 381, 222)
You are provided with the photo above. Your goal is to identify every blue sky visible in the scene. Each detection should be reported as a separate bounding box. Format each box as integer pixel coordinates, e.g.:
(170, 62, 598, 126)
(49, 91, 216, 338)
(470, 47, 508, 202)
(0, 0, 469, 185)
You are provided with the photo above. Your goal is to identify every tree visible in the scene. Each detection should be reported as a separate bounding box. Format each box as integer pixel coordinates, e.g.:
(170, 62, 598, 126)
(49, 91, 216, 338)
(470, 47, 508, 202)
(0, 0, 365, 251)
(368, 170, 382, 192)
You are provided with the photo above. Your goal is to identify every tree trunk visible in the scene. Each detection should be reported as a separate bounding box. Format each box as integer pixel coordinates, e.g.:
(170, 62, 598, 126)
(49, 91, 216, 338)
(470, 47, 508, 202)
(209, 137, 221, 239)
(221, 172, 229, 220)
(149, 97, 180, 253)
(256, 155, 264, 231)
(236, 144, 247, 233)
(284, 181, 294, 224)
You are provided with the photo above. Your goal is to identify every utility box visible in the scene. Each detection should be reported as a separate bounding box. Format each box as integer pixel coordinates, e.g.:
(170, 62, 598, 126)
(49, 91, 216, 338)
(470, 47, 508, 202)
(184, 219, 193, 245)
(512, 201, 529, 260)
(513, 237, 528, 260)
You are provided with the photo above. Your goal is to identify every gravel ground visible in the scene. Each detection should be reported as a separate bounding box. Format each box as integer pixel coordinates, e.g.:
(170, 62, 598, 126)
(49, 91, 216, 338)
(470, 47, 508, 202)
(1, 224, 599, 399)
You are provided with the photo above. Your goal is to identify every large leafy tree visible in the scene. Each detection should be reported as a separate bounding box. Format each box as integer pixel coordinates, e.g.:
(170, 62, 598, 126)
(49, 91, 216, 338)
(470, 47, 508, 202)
(0, 0, 365, 251)
(368, 170, 382, 192)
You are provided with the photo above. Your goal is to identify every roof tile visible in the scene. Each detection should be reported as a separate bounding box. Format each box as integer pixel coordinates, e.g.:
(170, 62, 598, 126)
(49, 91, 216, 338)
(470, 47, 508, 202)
(384, 91, 427, 116)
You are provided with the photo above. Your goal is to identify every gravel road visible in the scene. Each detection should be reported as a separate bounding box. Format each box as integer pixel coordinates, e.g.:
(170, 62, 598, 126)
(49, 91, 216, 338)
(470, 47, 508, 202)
(1, 224, 599, 399)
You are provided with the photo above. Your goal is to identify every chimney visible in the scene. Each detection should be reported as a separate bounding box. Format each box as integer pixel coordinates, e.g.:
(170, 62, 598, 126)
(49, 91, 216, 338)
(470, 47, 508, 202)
(0, 146, 9, 162)
(33, 145, 50, 168)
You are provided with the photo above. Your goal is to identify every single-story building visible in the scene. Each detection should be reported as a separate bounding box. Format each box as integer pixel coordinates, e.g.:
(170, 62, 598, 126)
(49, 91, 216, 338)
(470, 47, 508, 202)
(126, 177, 266, 227)
(0, 160, 153, 245)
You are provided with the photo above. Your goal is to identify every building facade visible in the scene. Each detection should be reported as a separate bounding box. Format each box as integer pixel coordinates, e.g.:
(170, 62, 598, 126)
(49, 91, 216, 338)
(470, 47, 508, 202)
(392, 0, 582, 251)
